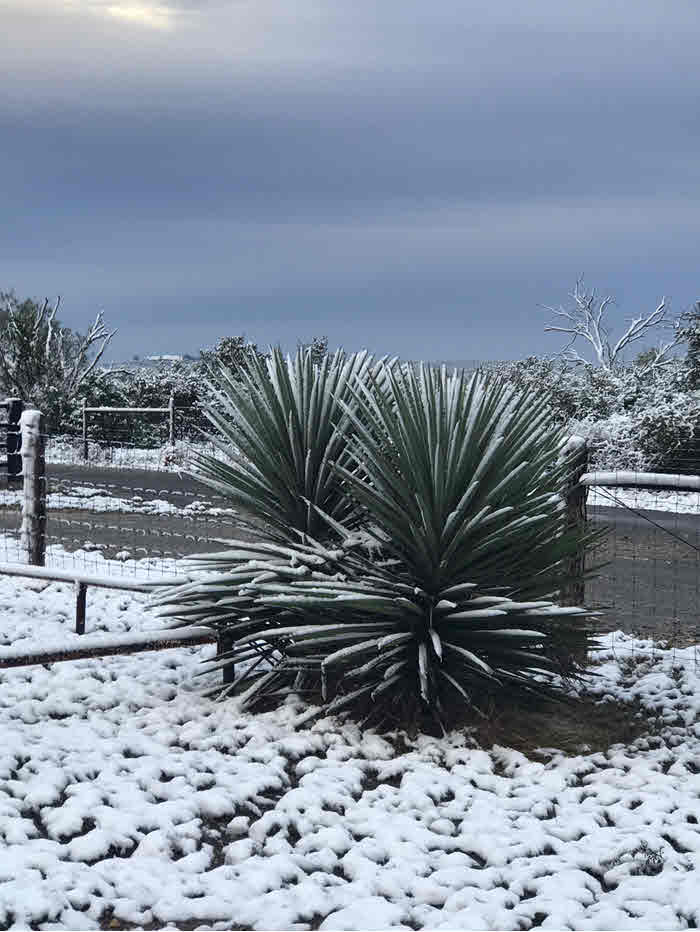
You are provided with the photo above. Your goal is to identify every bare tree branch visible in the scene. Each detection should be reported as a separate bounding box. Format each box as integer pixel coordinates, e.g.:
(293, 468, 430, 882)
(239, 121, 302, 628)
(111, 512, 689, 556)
(544, 280, 678, 370)
(69, 312, 118, 391)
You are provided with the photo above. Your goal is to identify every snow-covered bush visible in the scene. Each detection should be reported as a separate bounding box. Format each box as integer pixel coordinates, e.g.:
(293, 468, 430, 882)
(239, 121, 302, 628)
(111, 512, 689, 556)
(495, 354, 699, 472)
(0, 292, 116, 433)
(120, 362, 206, 443)
(574, 372, 700, 473)
(569, 413, 647, 471)
(490, 357, 579, 422)
(632, 392, 700, 472)
(153, 357, 597, 731)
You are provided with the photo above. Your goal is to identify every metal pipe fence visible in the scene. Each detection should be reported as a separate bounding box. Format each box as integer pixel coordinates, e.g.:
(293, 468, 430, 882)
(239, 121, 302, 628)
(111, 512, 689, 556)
(81, 395, 177, 458)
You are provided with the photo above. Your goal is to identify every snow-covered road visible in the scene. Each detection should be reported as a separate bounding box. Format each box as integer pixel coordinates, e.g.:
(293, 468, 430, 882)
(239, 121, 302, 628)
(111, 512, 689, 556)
(0, 575, 698, 930)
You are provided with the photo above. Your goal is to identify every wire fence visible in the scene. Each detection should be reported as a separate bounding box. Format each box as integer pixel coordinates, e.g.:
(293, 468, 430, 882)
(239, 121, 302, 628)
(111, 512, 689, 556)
(0, 429, 249, 579)
(1, 418, 700, 648)
(585, 465, 700, 649)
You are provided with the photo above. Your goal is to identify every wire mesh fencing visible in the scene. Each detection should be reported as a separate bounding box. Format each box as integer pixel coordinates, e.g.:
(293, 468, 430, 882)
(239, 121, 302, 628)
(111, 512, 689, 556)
(1, 414, 700, 651)
(1, 428, 251, 579)
(584, 461, 700, 650)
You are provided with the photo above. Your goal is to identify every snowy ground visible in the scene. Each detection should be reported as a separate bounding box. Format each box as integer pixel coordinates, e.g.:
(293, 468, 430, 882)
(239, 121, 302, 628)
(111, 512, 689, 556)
(0, 535, 184, 579)
(45, 438, 191, 472)
(0, 574, 698, 930)
(45, 438, 228, 473)
(0, 485, 238, 519)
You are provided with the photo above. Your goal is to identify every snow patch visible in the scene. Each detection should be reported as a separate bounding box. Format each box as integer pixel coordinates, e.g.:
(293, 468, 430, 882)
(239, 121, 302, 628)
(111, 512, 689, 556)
(0, 573, 698, 929)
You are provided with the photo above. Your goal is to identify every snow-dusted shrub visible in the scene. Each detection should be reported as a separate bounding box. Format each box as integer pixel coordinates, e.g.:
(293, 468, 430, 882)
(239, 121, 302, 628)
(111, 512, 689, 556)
(632, 392, 700, 473)
(153, 360, 597, 731)
(119, 362, 206, 443)
(0, 292, 116, 432)
(569, 414, 647, 471)
(491, 357, 578, 422)
(496, 354, 699, 473)
(493, 357, 646, 423)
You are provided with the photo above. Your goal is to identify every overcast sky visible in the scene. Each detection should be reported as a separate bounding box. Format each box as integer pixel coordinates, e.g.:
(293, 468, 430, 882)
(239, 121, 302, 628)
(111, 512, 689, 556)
(3, 1, 699, 362)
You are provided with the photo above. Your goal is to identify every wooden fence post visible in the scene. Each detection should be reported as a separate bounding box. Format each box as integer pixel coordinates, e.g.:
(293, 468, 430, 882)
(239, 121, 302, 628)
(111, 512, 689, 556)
(168, 393, 175, 447)
(560, 435, 588, 606)
(81, 399, 88, 462)
(20, 410, 47, 567)
(217, 630, 235, 685)
(75, 582, 87, 635)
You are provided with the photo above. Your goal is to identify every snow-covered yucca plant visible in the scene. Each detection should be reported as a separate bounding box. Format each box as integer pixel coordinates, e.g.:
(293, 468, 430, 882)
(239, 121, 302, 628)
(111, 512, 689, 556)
(152, 362, 599, 729)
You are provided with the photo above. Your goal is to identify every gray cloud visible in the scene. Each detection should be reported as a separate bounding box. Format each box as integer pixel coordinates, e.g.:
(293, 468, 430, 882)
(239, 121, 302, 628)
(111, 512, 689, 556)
(3, 0, 700, 360)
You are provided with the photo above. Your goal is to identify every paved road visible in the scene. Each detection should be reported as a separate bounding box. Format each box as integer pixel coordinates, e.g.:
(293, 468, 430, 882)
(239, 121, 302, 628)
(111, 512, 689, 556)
(49, 462, 210, 502)
(0, 464, 259, 565)
(2, 466, 699, 644)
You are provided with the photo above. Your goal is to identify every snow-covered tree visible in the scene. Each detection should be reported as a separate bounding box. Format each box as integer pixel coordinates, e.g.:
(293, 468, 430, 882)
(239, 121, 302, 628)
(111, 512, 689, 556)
(544, 280, 681, 373)
(0, 291, 116, 428)
(198, 335, 266, 373)
(677, 301, 700, 389)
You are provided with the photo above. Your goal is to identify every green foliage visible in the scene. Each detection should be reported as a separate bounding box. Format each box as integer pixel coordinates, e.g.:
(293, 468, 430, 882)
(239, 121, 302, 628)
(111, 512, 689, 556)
(152, 361, 598, 730)
(198, 335, 267, 373)
(189, 346, 376, 540)
(297, 335, 329, 367)
(679, 301, 700, 390)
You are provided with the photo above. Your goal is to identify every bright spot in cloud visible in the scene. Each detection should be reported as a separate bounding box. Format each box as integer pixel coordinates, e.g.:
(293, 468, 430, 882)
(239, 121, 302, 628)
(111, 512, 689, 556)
(103, 3, 174, 30)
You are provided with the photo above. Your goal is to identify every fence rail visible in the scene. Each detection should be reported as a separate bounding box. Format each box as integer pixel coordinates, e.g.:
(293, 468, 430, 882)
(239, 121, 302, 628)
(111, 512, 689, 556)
(582, 470, 700, 492)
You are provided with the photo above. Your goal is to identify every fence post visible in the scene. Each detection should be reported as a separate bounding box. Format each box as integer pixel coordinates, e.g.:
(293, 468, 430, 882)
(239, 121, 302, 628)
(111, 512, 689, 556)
(6, 398, 23, 481)
(560, 435, 588, 606)
(19, 410, 46, 567)
(75, 582, 87, 635)
(217, 630, 235, 685)
(81, 399, 88, 462)
(168, 393, 175, 447)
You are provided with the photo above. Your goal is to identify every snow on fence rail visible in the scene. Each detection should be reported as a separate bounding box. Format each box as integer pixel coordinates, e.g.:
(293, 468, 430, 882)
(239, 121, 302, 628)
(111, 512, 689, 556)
(0, 562, 234, 680)
(0, 625, 217, 670)
(0, 561, 179, 634)
(581, 470, 700, 491)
